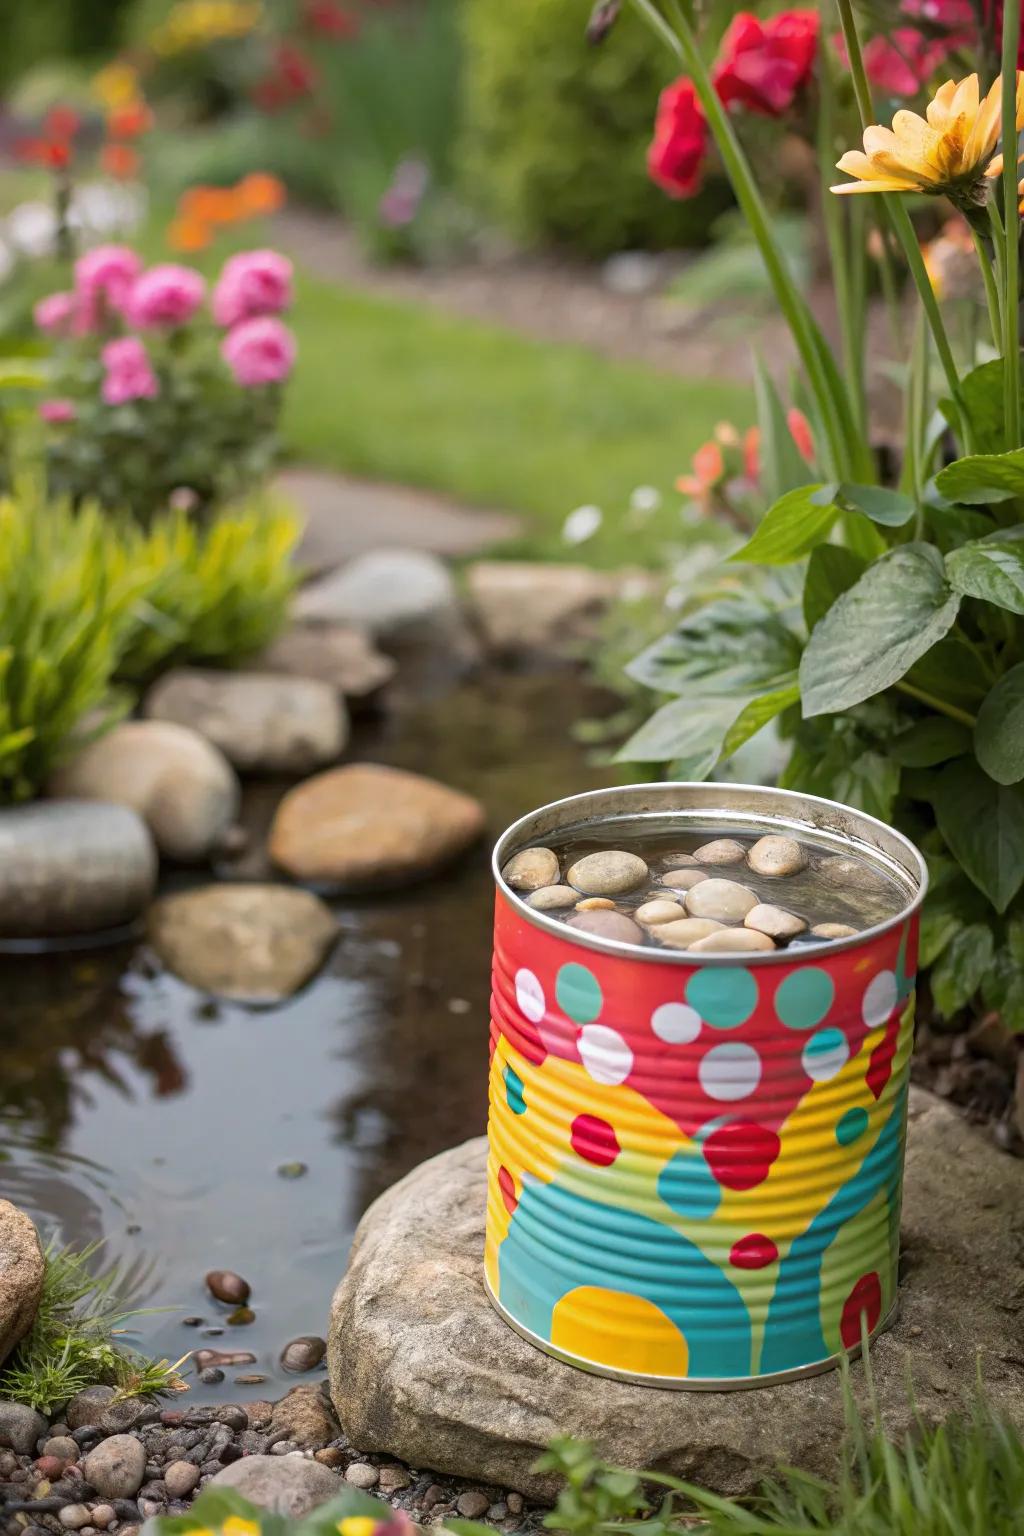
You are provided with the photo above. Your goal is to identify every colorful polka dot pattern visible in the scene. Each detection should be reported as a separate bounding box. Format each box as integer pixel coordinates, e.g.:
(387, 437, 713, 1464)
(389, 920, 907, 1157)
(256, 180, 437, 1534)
(486, 891, 918, 1383)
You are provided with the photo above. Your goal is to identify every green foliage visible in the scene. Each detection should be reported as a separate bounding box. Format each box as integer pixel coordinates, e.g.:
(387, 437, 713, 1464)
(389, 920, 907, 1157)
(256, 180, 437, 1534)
(148, 1482, 429, 1536)
(0, 0, 130, 89)
(458, 0, 731, 257)
(0, 1240, 184, 1415)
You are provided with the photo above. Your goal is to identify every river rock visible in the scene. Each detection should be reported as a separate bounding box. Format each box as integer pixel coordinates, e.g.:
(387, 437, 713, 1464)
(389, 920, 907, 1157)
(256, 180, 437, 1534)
(652, 917, 725, 949)
(280, 1336, 327, 1374)
(294, 549, 458, 642)
(163, 1462, 200, 1500)
(745, 903, 806, 940)
(255, 623, 396, 700)
(501, 847, 559, 893)
(0, 1401, 47, 1455)
(49, 722, 239, 863)
(210, 1454, 342, 1516)
(0, 803, 156, 939)
(658, 868, 708, 891)
(205, 1270, 250, 1305)
(693, 838, 747, 866)
(525, 886, 579, 912)
(147, 885, 338, 1003)
(566, 910, 644, 945)
(812, 922, 859, 939)
(0, 1202, 44, 1363)
(82, 1436, 147, 1499)
(747, 834, 806, 878)
(269, 764, 485, 891)
(144, 670, 347, 776)
(328, 1094, 1024, 1499)
(684, 878, 759, 923)
(689, 928, 775, 953)
(465, 562, 619, 654)
(269, 1386, 338, 1450)
(636, 899, 687, 926)
(566, 851, 648, 896)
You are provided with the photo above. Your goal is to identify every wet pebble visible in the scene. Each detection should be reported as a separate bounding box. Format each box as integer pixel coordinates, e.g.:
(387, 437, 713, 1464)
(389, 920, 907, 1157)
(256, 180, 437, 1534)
(566, 909, 644, 945)
(163, 1462, 200, 1501)
(313, 1447, 346, 1468)
(811, 921, 859, 938)
(42, 1442, 77, 1466)
(345, 1462, 379, 1488)
(745, 903, 806, 940)
(82, 1437, 147, 1499)
(663, 853, 698, 868)
(501, 847, 559, 893)
(277, 1162, 308, 1180)
(89, 1509, 114, 1531)
(684, 878, 758, 923)
(524, 884, 578, 912)
(566, 850, 648, 896)
(747, 835, 806, 877)
(234, 1375, 267, 1387)
(226, 1307, 255, 1326)
(819, 855, 883, 891)
(507, 1493, 524, 1515)
(205, 1271, 250, 1305)
(574, 897, 615, 911)
(34, 1458, 65, 1482)
(378, 1465, 411, 1493)
(693, 838, 746, 866)
(193, 1350, 256, 1374)
(690, 928, 776, 953)
(58, 1507, 91, 1530)
(279, 1336, 326, 1374)
(456, 1492, 491, 1519)
(198, 1369, 225, 1386)
(652, 918, 725, 949)
(658, 868, 708, 891)
(635, 899, 684, 926)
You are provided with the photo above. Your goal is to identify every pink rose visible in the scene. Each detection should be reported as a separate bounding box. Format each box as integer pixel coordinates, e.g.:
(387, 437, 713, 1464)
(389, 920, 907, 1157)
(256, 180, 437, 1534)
(211, 250, 293, 327)
(221, 316, 296, 386)
(127, 264, 206, 328)
(101, 336, 159, 405)
(34, 291, 78, 335)
(38, 397, 76, 423)
(74, 244, 142, 314)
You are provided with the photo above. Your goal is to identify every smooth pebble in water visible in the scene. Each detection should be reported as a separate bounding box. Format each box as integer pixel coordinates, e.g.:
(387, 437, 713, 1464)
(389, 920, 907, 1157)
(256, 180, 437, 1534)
(693, 838, 746, 866)
(747, 834, 806, 877)
(819, 855, 883, 892)
(566, 850, 648, 896)
(745, 903, 807, 939)
(812, 921, 859, 938)
(653, 917, 725, 949)
(663, 853, 698, 867)
(567, 909, 644, 945)
(685, 878, 759, 923)
(659, 868, 709, 891)
(526, 884, 579, 911)
(690, 928, 776, 953)
(502, 846, 559, 892)
(636, 899, 686, 926)
(576, 897, 616, 911)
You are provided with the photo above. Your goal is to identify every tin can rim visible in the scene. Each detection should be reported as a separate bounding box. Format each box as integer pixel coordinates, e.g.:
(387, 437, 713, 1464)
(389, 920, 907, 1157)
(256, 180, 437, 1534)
(491, 780, 928, 967)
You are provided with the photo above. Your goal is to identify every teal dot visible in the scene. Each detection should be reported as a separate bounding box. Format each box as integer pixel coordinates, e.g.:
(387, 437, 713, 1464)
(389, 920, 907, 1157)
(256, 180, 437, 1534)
(657, 1148, 722, 1219)
(836, 1107, 869, 1146)
(802, 1026, 849, 1082)
(685, 966, 758, 1030)
(774, 967, 835, 1031)
(504, 1065, 526, 1115)
(556, 962, 603, 1024)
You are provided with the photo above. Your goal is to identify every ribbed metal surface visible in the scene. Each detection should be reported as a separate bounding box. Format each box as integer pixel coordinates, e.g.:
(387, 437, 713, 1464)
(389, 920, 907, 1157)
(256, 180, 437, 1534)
(485, 784, 922, 1388)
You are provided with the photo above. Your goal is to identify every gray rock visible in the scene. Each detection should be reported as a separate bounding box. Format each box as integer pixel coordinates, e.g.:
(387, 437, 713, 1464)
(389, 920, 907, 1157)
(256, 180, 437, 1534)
(89, 1507, 115, 1529)
(268, 1386, 338, 1450)
(0, 804, 156, 939)
(163, 1462, 200, 1500)
(58, 1507, 91, 1530)
(66, 1389, 145, 1437)
(210, 1454, 341, 1515)
(294, 550, 458, 643)
(279, 1337, 327, 1375)
(49, 722, 239, 864)
(465, 562, 622, 655)
(43, 1438, 79, 1464)
(344, 1462, 378, 1488)
(82, 1436, 147, 1498)
(0, 1400, 47, 1455)
(327, 1094, 1024, 1500)
(0, 1202, 44, 1363)
(455, 1492, 490, 1520)
(254, 623, 396, 702)
(147, 885, 338, 1003)
(144, 669, 347, 776)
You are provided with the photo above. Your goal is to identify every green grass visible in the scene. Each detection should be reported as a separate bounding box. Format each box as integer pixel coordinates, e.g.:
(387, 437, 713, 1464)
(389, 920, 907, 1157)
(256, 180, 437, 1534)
(284, 270, 751, 566)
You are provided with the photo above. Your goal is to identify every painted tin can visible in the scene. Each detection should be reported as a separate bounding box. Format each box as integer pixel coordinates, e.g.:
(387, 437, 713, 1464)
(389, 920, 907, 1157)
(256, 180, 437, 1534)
(485, 783, 927, 1389)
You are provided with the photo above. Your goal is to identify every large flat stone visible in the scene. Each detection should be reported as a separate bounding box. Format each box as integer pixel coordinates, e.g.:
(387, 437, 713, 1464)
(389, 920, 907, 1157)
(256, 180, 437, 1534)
(328, 1092, 1024, 1500)
(0, 1201, 44, 1364)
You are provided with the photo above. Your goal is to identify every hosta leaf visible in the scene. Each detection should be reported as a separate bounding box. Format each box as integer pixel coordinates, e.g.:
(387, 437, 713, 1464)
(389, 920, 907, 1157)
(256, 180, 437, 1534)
(626, 595, 802, 698)
(945, 526, 1024, 613)
(802, 544, 866, 631)
(932, 756, 1024, 912)
(934, 447, 1024, 504)
(975, 662, 1024, 784)
(800, 543, 960, 717)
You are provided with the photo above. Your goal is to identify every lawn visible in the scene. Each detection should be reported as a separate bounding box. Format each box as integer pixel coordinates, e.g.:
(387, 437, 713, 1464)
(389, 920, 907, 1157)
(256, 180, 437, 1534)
(283, 269, 751, 566)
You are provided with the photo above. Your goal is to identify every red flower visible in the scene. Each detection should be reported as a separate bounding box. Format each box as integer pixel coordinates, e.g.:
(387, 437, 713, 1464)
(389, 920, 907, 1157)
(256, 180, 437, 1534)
(101, 143, 141, 180)
(16, 103, 79, 172)
(44, 105, 81, 141)
(275, 42, 318, 93)
(107, 101, 154, 139)
(647, 78, 708, 199)
(713, 9, 819, 116)
(304, 0, 360, 37)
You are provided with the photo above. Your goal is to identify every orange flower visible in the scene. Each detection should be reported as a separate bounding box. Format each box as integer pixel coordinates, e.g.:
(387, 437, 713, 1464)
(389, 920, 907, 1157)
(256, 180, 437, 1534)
(108, 101, 154, 139)
(236, 172, 286, 215)
(168, 216, 212, 252)
(676, 439, 725, 499)
(101, 143, 141, 180)
(179, 185, 243, 224)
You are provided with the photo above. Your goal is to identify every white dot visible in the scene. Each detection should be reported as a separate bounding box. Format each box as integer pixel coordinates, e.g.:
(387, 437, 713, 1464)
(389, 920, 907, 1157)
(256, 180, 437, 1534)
(651, 1001, 702, 1045)
(515, 968, 545, 1023)
(801, 1030, 850, 1082)
(579, 1024, 633, 1086)
(862, 970, 898, 1029)
(698, 1042, 761, 1102)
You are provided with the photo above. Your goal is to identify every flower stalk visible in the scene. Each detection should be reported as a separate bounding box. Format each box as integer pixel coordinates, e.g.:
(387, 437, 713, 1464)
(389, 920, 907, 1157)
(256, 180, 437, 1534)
(1002, 0, 1021, 447)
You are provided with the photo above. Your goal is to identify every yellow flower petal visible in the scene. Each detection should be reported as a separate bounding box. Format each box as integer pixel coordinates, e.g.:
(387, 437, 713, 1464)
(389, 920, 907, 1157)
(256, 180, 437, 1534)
(221, 1519, 261, 1536)
(337, 1520, 379, 1536)
(831, 177, 922, 194)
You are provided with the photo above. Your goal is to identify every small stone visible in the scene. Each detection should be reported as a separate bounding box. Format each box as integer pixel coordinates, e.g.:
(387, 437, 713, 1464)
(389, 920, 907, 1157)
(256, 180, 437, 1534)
(377, 1465, 411, 1493)
(524, 886, 578, 912)
(313, 1448, 346, 1468)
(690, 929, 776, 953)
(501, 847, 559, 894)
(746, 835, 806, 878)
(181, 1317, 204, 1328)
(199, 1369, 225, 1385)
(138, 1502, 163, 1520)
(684, 878, 759, 923)
(205, 1271, 250, 1305)
(193, 1350, 257, 1374)
(693, 839, 746, 866)
(566, 851, 648, 896)
(345, 1462, 379, 1489)
(653, 918, 725, 949)
(82, 1438, 147, 1500)
(0, 1403, 49, 1456)
(658, 868, 709, 891)
(456, 1492, 490, 1519)
(466, 561, 619, 655)
(269, 1386, 339, 1451)
(279, 1337, 326, 1374)
(294, 549, 458, 642)
(506, 1493, 524, 1515)
(58, 1508, 90, 1530)
(744, 904, 806, 940)
(144, 669, 347, 776)
(227, 1307, 255, 1326)
(810, 922, 858, 939)
(163, 1462, 200, 1501)
(234, 1375, 268, 1388)
(255, 622, 396, 701)
(818, 855, 883, 892)
(212, 1456, 343, 1516)
(0, 805, 156, 940)
(34, 1458, 65, 1481)
(575, 897, 616, 911)
(489, 1501, 508, 1520)
(43, 1441, 78, 1465)
(566, 910, 644, 945)
(277, 1163, 308, 1180)
(270, 1441, 297, 1457)
(420, 1484, 446, 1510)
(663, 853, 698, 867)
(89, 1510, 114, 1531)
(635, 900, 684, 926)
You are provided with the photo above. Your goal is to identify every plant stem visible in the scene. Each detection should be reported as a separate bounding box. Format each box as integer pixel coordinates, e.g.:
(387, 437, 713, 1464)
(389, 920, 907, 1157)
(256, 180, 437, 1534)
(895, 680, 977, 726)
(1002, 0, 1021, 448)
(631, 0, 856, 479)
(818, 22, 866, 437)
(970, 223, 1003, 348)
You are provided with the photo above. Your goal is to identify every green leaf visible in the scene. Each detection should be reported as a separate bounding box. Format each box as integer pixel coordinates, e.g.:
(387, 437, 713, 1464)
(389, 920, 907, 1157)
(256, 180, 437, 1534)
(799, 543, 960, 717)
(932, 756, 1024, 912)
(626, 595, 802, 698)
(890, 716, 973, 767)
(905, 633, 990, 708)
(929, 922, 995, 1017)
(947, 357, 1009, 455)
(731, 484, 834, 565)
(945, 526, 1024, 614)
(752, 356, 812, 501)
(720, 684, 801, 758)
(974, 662, 1024, 784)
(934, 447, 1024, 505)
(830, 482, 917, 526)
(925, 498, 997, 553)
(616, 695, 742, 771)
(918, 908, 962, 968)
(802, 544, 866, 631)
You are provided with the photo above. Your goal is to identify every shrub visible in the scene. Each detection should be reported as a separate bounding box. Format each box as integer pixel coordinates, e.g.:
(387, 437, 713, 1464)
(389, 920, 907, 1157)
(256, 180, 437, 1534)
(458, 0, 731, 257)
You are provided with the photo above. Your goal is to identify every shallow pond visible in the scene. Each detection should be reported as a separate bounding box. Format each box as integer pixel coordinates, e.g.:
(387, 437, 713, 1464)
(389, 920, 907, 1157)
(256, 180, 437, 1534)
(0, 671, 620, 1402)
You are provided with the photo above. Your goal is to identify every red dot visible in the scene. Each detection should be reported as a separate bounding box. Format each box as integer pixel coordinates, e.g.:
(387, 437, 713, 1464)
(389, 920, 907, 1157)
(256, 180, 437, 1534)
(729, 1233, 778, 1269)
(570, 1114, 620, 1166)
(498, 1165, 518, 1214)
(703, 1120, 780, 1190)
(840, 1271, 882, 1349)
